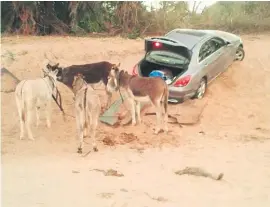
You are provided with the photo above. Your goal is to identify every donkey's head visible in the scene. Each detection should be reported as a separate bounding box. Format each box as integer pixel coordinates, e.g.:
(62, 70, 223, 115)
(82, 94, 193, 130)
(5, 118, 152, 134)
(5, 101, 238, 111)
(42, 67, 59, 82)
(106, 63, 122, 92)
(46, 63, 63, 81)
(72, 73, 86, 94)
(111, 62, 121, 71)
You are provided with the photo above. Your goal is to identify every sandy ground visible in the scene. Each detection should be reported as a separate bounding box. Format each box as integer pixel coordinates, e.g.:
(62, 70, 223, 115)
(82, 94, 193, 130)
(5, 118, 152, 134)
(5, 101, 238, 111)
(1, 34, 270, 207)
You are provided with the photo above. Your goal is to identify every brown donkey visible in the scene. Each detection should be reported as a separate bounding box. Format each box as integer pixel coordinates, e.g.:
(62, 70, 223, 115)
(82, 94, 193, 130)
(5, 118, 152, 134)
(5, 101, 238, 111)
(72, 73, 101, 153)
(106, 66, 169, 134)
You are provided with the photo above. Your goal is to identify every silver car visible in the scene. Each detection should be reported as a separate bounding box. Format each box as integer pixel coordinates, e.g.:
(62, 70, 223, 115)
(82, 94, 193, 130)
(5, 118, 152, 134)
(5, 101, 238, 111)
(132, 29, 245, 103)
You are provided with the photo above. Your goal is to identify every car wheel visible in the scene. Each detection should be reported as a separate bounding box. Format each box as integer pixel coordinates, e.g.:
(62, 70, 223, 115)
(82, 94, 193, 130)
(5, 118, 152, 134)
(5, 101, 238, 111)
(193, 78, 207, 99)
(235, 47, 245, 61)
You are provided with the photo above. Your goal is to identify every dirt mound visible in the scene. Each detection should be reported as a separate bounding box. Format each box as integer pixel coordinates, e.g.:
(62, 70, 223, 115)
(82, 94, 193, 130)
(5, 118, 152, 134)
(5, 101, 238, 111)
(102, 132, 138, 146)
(1, 68, 20, 93)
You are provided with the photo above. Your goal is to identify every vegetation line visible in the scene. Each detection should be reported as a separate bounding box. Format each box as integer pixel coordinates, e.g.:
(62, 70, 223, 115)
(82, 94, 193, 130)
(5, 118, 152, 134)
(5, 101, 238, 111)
(2, 2, 270, 38)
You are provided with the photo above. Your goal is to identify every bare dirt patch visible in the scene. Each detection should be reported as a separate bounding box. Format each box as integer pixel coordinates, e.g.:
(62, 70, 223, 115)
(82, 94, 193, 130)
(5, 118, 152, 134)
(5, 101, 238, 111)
(1, 34, 270, 207)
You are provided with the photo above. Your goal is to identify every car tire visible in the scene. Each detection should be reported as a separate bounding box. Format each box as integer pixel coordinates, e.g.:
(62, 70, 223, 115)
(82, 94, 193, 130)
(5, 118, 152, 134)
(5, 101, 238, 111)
(193, 78, 207, 100)
(235, 47, 245, 61)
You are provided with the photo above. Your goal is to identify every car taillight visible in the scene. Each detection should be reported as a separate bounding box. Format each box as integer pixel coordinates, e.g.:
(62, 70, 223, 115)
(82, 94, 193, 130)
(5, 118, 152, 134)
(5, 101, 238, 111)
(132, 64, 138, 76)
(174, 75, 191, 87)
(153, 41, 162, 48)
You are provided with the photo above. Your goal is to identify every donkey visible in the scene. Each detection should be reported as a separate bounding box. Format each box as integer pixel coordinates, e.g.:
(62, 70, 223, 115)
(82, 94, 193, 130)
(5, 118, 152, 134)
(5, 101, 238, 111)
(46, 61, 120, 110)
(72, 73, 101, 154)
(15, 68, 59, 140)
(106, 66, 169, 134)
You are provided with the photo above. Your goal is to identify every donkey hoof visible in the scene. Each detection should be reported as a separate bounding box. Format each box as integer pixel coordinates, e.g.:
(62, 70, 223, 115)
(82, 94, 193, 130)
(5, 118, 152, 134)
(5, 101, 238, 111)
(132, 122, 136, 126)
(154, 128, 161, 134)
(93, 147, 98, 152)
(164, 128, 169, 134)
(77, 148, 82, 154)
(29, 137, 35, 141)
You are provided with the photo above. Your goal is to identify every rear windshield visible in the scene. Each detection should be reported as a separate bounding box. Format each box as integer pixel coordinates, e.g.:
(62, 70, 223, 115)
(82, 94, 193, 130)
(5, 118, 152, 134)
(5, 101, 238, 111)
(145, 51, 189, 67)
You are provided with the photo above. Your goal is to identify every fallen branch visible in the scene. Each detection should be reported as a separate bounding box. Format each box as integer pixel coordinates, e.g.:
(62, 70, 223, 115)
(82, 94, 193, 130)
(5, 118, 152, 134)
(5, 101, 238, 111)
(89, 168, 124, 177)
(145, 100, 209, 126)
(175, 166, 224, 181)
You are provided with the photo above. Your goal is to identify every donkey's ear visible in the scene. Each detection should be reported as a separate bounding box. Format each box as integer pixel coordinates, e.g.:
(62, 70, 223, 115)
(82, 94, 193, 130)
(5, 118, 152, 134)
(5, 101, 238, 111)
(43, 66, 49, 73)
(111, 62, 120, 70)
(54, 63, 59, 68)
(111, 65, 116, 70)
(42, 68, 48, 74)
(46, 63, 52, 70)
(53, 69, 59, 75)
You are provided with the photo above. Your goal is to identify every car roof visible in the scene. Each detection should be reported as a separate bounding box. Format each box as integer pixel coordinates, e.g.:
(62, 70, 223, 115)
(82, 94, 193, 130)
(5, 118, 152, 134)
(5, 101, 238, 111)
(165, 29, 214, 50)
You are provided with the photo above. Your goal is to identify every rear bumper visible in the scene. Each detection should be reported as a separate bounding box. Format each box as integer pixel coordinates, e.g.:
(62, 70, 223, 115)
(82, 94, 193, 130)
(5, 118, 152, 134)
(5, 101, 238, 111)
(168, 87, 196, 103)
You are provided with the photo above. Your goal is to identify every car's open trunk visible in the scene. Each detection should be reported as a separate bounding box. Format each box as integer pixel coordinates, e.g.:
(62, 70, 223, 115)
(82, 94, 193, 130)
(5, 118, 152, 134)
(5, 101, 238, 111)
(139, 60, 188, 84)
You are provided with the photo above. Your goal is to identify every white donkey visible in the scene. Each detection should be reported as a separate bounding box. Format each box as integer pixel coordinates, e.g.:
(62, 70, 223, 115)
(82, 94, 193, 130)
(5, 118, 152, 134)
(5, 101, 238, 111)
(15, 68, 59, 140)
(72, 73, 101, 154)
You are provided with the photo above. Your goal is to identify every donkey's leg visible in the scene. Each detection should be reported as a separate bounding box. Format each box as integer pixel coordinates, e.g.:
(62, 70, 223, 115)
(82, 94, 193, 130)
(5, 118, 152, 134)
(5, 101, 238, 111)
(135, 101, 141, 124)
(163, 116, 169, 133)
(35, 98, 40, 127)
(163, 102, 169, 133)
(128, 98, 136, 126)
(45, 101, 52, 128)
(153, 102, 162, 134)
(83, 114, 89, 138)
(15, 95, 25, 140)
(76, 110, 84, 154)
(35, 106, 40, 127)
(89, 111, 99, 152)
(160, 102, 169, 132)
(105, 90, 112, 109)
(26, 108, 34, 140)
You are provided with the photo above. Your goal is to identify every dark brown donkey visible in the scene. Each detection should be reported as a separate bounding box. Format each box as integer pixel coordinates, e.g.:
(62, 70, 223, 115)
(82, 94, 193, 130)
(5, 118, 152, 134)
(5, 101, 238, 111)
(107, 66, 169, 134)
(46, 61, 120, 109)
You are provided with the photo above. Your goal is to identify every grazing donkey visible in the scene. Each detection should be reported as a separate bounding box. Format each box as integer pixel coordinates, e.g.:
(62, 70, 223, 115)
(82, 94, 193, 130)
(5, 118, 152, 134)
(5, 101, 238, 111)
(15, 68, 59, 140)
(46, 61, 120, 109)
(72, 73, 101, 154)
(106, 66, 169, 134)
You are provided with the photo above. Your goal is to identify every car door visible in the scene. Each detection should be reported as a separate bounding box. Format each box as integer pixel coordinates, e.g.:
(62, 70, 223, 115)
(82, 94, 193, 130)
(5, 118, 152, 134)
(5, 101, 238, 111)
(211, 37, 232, 73)
(208, 37, 229, 76)
(223, 40, 237, 69)
(198, 39, 221, 82)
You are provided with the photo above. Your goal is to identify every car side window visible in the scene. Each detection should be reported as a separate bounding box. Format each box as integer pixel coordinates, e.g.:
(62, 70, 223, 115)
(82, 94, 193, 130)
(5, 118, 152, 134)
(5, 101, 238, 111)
(211, 37, 226, 51)
(199, 37, 226, 62)
(199, 41, 214, 62)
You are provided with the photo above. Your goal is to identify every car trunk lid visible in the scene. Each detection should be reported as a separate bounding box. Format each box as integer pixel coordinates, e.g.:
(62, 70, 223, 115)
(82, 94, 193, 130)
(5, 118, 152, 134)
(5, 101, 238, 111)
(145, 37, 192, 61)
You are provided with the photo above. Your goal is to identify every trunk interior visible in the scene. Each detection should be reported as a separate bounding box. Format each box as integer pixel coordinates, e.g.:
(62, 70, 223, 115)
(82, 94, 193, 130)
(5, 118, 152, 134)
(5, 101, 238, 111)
(139, 60, 187, 84)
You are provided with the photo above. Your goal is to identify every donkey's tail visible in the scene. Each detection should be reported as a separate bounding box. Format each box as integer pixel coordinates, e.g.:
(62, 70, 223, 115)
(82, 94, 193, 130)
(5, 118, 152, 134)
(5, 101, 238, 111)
(83, 87, 88, 129)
